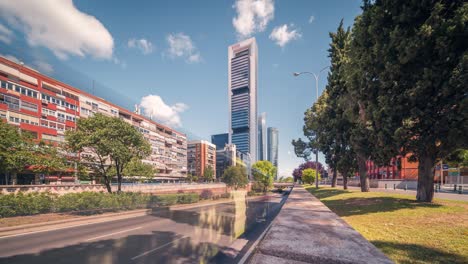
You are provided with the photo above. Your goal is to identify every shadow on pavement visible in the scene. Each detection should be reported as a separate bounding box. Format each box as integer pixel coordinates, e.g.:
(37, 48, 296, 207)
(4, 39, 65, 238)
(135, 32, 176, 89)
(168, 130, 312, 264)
(0, 230, 231, 264)
(371, 240, 468, 264)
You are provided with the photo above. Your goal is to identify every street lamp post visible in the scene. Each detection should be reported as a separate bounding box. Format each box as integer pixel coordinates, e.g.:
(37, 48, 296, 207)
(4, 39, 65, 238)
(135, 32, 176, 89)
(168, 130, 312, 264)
(293, 66, 329, 188)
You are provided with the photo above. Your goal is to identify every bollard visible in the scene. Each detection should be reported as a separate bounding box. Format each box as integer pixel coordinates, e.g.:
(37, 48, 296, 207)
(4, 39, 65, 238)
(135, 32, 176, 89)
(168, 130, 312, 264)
(458, 186, 463, 194)
(454, 184, 457, 192)
(434, 184, 438, 193)
(385, 184, 387, 189)
(404, 184, 407, 191)
(393, 184, 396, 190)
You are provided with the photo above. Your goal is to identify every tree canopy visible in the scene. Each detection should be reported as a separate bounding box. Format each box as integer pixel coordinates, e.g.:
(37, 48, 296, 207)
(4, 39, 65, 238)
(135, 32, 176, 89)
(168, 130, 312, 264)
(222, 165, 249, 190)
(66, 113, 151, 193)
(252, 160, 276, 192)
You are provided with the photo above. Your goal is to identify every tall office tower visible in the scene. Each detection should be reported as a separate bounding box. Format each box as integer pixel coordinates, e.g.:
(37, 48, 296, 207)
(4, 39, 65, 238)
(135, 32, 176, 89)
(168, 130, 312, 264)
(257, 112, 267, 160)
(267, 127, 279, 179)
(228, 37, 258, 162)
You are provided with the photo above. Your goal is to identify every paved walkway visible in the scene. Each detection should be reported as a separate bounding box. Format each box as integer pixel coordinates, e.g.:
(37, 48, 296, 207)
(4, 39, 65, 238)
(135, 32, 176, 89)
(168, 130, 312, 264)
(249, 186, 392, 264)
(344, 186, 468, 202)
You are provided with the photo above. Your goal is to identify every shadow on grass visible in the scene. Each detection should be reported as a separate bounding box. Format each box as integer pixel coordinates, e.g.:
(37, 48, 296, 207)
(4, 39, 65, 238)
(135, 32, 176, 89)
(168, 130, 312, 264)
(304, 186, 352, 199)
(372, 240, 468, 264)
(322, 196, 441, 217)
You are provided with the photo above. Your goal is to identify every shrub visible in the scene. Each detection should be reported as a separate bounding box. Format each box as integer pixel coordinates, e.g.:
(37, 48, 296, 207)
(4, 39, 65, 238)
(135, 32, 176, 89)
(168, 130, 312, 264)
(154, 194, 179, 206)
(0, 191, 200, 218)
(178, 193, 199, 204)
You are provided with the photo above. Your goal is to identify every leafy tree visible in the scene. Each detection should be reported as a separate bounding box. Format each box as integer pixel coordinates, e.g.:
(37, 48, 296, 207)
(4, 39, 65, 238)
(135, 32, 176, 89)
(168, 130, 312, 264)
(302, 168, 321, 185)
(292, 161, 324, 183)
(348, 0, 467, 201)
(291, 138, 313, 162)
(66, 114, 151, 193)
(0, 120, 69, 185)
(109, 158, 156, 182)
(222, 166, 248, 190)
(278, 176, 294, 183)
(203, 165, 214, 182)
(252, 160, 276, 192)
(446, 149, 468, 168)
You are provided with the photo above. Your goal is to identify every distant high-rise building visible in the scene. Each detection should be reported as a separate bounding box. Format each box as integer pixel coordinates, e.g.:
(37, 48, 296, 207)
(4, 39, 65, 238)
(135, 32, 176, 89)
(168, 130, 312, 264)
(267, 127, 279, 178)
(187, 140, 216, 177)
(257, 112, 267, 160)
(228, 37, 257, 162)
(211, 133, 229, 150)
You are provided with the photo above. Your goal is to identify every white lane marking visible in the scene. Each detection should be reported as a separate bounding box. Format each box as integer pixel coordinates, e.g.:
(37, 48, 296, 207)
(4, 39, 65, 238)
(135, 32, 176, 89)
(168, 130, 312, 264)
(131, 235, 189, 260)
(85, 226, 142, 241)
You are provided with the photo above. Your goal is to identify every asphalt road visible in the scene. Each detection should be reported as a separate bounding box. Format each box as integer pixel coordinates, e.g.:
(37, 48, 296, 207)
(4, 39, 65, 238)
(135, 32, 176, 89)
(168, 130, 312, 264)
(0, 192, 288, 264)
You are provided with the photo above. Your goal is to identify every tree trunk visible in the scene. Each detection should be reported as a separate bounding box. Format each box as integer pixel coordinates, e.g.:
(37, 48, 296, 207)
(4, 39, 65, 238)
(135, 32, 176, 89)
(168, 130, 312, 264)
(331, 168, 337, 187)
(357, 154, 370, 192)
(11, 172, 17, 185)
(117, 174, 122, 193)
(343, 172, 348, 190)
(416, 154, 436, 202)
(103, 176, 112, 193)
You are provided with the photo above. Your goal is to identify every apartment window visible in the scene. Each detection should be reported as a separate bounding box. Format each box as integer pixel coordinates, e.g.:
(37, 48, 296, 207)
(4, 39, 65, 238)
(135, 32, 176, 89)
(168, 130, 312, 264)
(0, 81, 6, 89)
(9, 117, 19, 123)
(57, 113, 65, 122)
(0, 94, 20, 110)
(21, 101, 38, 112)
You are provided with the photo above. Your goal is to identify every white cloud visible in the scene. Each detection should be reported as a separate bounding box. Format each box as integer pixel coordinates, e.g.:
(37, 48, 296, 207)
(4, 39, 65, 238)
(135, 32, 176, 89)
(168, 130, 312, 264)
(32, 60, 54, 74)
(165, 33, 201, 63)
(0, 0, 114, 60)
(139, 95, 188, 127)
(269, 24, 301, 47)
(0, 23, 12, 44)
(232, 0, 274, 39)
(0, 54, 20, 64)
(128, 38, 154, 55)
(113, 57, 127, 69)
(308, 15, 315, 24)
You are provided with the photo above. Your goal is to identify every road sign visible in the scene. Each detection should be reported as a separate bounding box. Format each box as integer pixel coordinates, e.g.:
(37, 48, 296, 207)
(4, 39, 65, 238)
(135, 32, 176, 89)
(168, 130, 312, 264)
(436, 164, 449, 171)
(448, 168, 460, 177)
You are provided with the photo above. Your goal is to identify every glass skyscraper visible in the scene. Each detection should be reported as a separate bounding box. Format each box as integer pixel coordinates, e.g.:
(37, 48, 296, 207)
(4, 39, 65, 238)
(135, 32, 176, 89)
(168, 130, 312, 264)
(267, 127, 279, 178)
(211, 133, 229, 150)
(228, 38, 257, 161)
(258, 112, 267, 160)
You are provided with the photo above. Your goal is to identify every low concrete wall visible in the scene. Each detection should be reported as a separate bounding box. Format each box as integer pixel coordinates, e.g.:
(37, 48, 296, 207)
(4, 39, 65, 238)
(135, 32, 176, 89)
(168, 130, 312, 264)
(337, 178, 379, 188)
(0, 183, 251, 196)
(250, 186, 392, 264)
(377, 180, 417, 190)
(0, 184, 107, 195)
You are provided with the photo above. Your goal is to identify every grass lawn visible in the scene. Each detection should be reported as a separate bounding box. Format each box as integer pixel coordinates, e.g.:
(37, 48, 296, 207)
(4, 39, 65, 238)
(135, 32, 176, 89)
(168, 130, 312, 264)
(305, 186, 468, 264)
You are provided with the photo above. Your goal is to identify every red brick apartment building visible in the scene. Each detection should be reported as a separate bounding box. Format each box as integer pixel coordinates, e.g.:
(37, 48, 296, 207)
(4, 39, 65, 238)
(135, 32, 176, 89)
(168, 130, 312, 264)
(0, 56, 187, 184)
(187, 140, 216, 178)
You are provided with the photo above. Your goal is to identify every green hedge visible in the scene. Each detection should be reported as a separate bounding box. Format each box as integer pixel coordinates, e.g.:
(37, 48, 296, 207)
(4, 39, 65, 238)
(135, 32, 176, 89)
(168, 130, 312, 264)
(152, 193, 200, 206)
(0, 191, 201, 218)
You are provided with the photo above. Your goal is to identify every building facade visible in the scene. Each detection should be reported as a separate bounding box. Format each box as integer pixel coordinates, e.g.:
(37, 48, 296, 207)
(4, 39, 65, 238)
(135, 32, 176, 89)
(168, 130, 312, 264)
(187, 140, 216, 178)
(267, 127, 279, 179)
(215, 144, 237, 179)
(0, 56, 187, 184)
(228, 38, 258, 161)
(257, 112, 267, 161)
(211, 133, 229, 150)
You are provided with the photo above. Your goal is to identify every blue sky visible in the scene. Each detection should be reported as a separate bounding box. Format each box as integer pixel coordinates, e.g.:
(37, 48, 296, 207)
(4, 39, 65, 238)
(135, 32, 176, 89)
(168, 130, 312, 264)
(0, 0, 362, 176)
